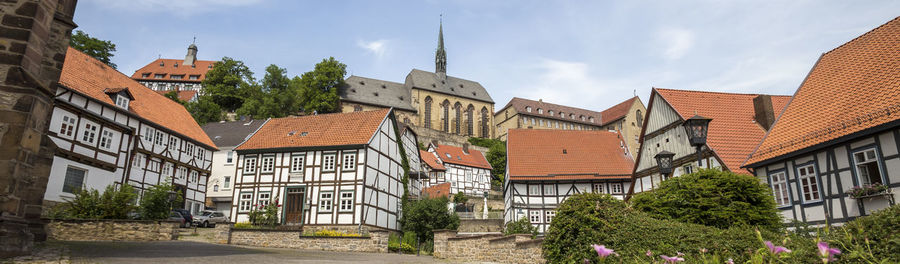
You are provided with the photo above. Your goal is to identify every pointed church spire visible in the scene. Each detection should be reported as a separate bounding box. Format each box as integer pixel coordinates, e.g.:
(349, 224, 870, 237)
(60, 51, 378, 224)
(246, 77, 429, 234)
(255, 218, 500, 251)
(435, 15, 447, 75)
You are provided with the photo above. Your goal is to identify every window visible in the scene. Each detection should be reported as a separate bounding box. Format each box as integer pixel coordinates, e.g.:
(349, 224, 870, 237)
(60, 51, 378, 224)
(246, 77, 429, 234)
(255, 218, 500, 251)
(610, 183, 623, 194)
(539, 119, 544, 127)
(339, 191, 354, 212)
(797, 164, 820, 202)
(132, 153, 145, 169)
(770, 171, 790, 207)
(529, 185, 540, 195)
(261, 156, 274, 173)
(223, 176, 231, 189)
(195, 148, 204, 159)
(59, 115, 75, 138)
(62, 166, 86, 194)
(258, 192, 271, 207)
(243, 157, 257, 174)
(190, 171, 199, 182)
(115, 95, 129, 109)
(683, 165, 693, 174)
(549, 110, 554, 116)
(239, 193, 252, 212)
(342, 153, 356, 170)
(590, 117, 595, 123)
(291, 155, 305, 172)
(226, 151, 234, 164)
(170, 75, 184, 80)
(168, 137, 178, 149)
(99, 130, 114, 150)
(161, 162, 172, 177)
(186, 144, 194, 157)
(213, 184, 219, 192)
(154, 74, 165, 79)
(319, 192, 333, 212)
(189, 75, 200, 80)
(529, 210, 541, 223)
(323, 154, 336, 171)
(81, 123, 98, 144)
(526, 106, 532, 113)
(636, 110, 643, 127)
(177, 167, 187, 180)
(466, 171, 473, 182)
(142, 127, 153, 143)
(537, 108, 543, 114)
(592, 183, 605, 193)
(154, 131, 164, 146)
(141, 73, 150, 78)
(545, 210, 556, 223)
(424, 97, 433, 129)
(854, 148, 883, 185)
(544, 185, 555, 195)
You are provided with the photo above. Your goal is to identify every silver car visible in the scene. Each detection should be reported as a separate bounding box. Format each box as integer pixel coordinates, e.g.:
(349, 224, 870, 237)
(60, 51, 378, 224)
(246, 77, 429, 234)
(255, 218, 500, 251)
(193, 211, 228, 227)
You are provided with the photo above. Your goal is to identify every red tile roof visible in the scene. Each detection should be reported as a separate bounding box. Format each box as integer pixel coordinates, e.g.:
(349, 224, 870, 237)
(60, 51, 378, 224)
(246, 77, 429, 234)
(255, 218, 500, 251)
(653, 88, 791, 174)
(498, 97, 602, 126)
(422, 182, 451, 198)
(600, 96, 640, 126)
(235, 109, 391, 151)
(507, 129, 634, 180)
(432, 144, 492, 170)
(59, 47, 216, 150)
(420, 149, 446, 171)
(745, 17, 900, 166)
(155, 90, 197, 102)
(131, 59, 216, 83)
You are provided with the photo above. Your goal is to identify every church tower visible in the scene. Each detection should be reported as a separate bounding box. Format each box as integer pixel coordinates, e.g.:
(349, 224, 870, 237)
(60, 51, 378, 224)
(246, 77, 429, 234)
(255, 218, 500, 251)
(435, 19, 447, 76)
(185, 42, 198, 66)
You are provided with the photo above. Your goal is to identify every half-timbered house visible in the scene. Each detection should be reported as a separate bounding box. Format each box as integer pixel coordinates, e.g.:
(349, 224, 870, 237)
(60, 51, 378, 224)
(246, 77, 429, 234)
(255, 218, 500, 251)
(399, 126, 427, 198)
(202, 119, 265, 214)
(426, 144, 492, 196)
(230, 109, 405, 232)
(744, 17, 900, 226)
(627, 88, 790, 196)
(504, 129, 634, 233)
(45, 47, 217, 214)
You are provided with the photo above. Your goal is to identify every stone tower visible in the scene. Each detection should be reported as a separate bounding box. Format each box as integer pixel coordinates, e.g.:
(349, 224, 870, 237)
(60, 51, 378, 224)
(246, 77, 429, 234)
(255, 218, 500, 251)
(185, 42, 198, 66)
(0, 0, 78, 257)
(435, 19, 447, 76)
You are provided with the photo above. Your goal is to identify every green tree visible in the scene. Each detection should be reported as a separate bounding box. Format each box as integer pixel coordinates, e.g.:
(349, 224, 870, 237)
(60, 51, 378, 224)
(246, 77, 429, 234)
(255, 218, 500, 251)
(468, 138, 506, 187)
(297, 57, 345, 114)
(69, 30, 117, 69)
(202, 57, 256, 112)
(453, 192, 468, 204)
(236, 64, 302, 119)
(140, 181, 180, 220)
(400, 197, 459, 243)
(164, 90, 185, 105)
(186, 95, 223, 125)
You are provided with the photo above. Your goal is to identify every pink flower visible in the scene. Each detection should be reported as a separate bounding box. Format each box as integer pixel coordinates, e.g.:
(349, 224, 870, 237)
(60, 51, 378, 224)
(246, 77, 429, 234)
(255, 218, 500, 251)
(646, 250, 653, 257)
(677, 251, 684, 256)
(591, 244, 617, 258)
(765, 241, 792, 255)
(817, 242, 841, 263)
(700, 248, 708, 254)
(726, 258, 734, 264)
(660, 255, 684, 263)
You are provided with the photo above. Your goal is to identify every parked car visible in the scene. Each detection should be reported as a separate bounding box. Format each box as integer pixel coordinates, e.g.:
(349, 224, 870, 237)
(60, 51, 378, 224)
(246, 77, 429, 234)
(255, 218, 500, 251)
(193, 211, 229, 227)
(172, 208, 193, 226)
(168, 211, 189, 228)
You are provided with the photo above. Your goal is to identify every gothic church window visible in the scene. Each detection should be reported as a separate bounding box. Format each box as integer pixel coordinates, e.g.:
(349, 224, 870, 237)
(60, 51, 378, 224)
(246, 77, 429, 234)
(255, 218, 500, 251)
(424, 97, 433, 129)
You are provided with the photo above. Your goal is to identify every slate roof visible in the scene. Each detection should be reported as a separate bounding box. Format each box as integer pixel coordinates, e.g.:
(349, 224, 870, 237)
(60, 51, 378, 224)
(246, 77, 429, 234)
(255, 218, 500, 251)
(155, 90, 198, 102)
(497, 97, 602, 126)
(745, 16, 900, 166)
(339, 76, 415, 111)
(507, 129, 633, 180)
(201, 119, 266, 148)
(59, 47, 217, 150)
(235, 109, 391, 152)
(600, 96, 640, 126)
(131, 58, 216, 83)
(432, 144, 492, 170)
(405, 69, 494, 103)
(420, 149, 446, 171)
(652, 88, 791, 174)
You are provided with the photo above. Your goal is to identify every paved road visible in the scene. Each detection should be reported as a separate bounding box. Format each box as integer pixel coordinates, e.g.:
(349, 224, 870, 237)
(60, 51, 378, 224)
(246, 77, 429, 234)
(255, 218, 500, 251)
(63, 241, 445, 264)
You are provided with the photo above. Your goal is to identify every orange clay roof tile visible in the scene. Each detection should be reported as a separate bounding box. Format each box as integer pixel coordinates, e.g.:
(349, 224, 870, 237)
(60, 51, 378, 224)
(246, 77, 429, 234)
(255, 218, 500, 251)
(432, 144, 492, 170)
(131, 59, 216, 83)
(507, 129, 634, 180)
(600, 96, 640, 126)
(420, 149, 446, 171)
(235, 109, 391, 151)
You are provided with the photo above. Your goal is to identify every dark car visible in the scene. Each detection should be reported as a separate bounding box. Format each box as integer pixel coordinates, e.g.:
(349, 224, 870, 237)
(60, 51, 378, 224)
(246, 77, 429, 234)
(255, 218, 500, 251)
(168, 211, 189, 228)
(172, 209, 192, 226)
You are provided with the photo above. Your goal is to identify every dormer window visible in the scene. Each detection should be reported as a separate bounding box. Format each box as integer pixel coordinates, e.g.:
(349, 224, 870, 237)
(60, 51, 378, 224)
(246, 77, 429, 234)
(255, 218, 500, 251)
(104, 88, 134, 110)
(171, 75, 184, 80)
(141, 73, 150, 78)
(189, 75, 200, 80)
(538, 108, 543, 114)
(154, 74, 165, 79)
(526, 106, 532, 113)
(115, 95, 129, 109)
(549, 110, 554, 116)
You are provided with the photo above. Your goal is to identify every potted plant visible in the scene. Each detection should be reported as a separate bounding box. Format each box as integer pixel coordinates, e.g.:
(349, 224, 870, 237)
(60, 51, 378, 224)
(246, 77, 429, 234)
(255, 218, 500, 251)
(847, 183, 890, 199)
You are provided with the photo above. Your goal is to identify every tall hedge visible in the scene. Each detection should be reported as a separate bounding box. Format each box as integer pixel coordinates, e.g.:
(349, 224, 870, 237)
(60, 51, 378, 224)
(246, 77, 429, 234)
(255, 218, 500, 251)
(630, 169, 782, 231)
(827, 204, 900, 262)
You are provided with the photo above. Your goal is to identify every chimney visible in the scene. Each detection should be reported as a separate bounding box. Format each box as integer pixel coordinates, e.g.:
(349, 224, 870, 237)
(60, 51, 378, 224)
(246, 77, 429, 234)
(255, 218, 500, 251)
(753, 94, 776, 131)
(462, 143, 469, 154)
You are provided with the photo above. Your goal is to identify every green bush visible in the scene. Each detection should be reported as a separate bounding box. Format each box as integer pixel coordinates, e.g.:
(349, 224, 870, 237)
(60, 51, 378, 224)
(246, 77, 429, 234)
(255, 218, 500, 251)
(53, 184, 137, 219)
(400, 196, 459, 243)
(542, 193, 818, 263)
(468, 137, 506, 187)
(453, 192, 468, 204)
(630, 169, 782, 231)
(139, 181, 181, 220)
(826, 204, 900, 262)
(504, 216, 538, 238)
(248, 202, 280, 226)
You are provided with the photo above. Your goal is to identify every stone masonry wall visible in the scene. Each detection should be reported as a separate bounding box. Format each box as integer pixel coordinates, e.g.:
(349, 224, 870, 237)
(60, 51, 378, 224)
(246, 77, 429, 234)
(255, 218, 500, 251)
(229, 229, 390, 253)
(433, 230, 545, 264)
(46, 219, 179, 241)
(458, 219, 503, 233)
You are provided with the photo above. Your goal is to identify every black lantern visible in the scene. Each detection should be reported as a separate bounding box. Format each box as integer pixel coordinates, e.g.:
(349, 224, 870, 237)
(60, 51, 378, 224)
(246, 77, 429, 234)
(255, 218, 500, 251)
(682, 115, 712, 166)
(167, 190, 177, 210)
(654, 150, 676, 178)
(483, 191, 489, 199)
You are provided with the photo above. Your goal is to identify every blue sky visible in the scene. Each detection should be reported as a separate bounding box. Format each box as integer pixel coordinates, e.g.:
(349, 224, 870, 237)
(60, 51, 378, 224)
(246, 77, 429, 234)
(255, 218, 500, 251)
(74, 0, 898, 111)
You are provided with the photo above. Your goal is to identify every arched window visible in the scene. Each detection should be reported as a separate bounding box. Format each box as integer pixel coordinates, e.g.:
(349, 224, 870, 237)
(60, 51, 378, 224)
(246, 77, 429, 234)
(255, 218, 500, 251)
(454, 102, 462, 134)
(466, 105, 474, 136)
(481, 107, 489, 138)
(636, 110, 643, 128)
(424, 97, 433, 129)
(442, 100, 450, 132)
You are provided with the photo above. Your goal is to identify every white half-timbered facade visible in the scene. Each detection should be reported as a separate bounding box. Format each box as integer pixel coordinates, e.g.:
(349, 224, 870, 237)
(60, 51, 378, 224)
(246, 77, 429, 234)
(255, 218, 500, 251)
(230, 109, 405, 231)
(426, 144, 492, 196)
(399, 127, 427, 198)
(744, 17, 900, 226)
(45, 48, 217, 214)
(504, 129, 634, 233)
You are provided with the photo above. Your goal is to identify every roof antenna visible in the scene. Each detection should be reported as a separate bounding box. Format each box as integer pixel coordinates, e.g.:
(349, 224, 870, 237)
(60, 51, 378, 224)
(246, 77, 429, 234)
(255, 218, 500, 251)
(633, 89, 636, 97)
(192, 35, 196, 44)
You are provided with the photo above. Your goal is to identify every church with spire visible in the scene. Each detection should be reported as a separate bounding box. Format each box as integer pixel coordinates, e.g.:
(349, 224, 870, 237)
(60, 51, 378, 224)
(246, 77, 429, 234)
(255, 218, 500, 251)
(339, 21, 496, 140)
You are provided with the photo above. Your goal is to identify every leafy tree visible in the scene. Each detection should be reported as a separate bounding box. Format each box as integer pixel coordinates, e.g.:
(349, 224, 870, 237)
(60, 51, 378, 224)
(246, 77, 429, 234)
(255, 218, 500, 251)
(140, 180, 181, 220)
(400, 197, 459, 243)
(69, 30, 117, 69)
(186, 95, 223, 125)
(236, 64, 302, 119)
(630, 169, 782, 231)
(202, 57, 256, 112)
(297, 57, 345, 114)
(468, 138, 506, 187)
(504, 216, 538, 238)
(453, 192, 468, 204)
(164, 90, 185, 105)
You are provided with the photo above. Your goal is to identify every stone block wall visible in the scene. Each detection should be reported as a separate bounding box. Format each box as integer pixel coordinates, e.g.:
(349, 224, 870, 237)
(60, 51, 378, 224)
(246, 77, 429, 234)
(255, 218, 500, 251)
(458, 219, 503, 234)
(229, 229, 390, 253)
(46, 219, 179, 241)
(433, 230, 545, 264)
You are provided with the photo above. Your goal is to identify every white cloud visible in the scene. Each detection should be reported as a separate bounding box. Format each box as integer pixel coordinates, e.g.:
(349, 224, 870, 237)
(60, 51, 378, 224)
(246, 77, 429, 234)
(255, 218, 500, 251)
(357, 39, 389, 59)
(518, 59, 645, 110)
(87, 0, 262, 14)
(656, 27, 695, 60)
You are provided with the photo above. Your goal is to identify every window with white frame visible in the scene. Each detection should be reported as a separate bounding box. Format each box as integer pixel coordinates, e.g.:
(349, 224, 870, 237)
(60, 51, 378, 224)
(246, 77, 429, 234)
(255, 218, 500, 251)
(238, 193, 252, 212)
(186, 144, 194, 157)
(62, 166, 86, 194)
(545, 210, 556, 223)
(529, 210, 541, 223)
(611, 183, 623, 194)
(161, 162, 172, 177)
(342, 153, 356, 170)
(223, 176, 231, 189)
(319, 192, 333, 212)
(261, 156, 275, 173)
(190, 170, 198, 183)
(99, 130, 114, 150)
(168, 137, 178, 149)
(339, 191, 354, 212)
(59, 115, 76, 138)
(142, 127, 152, 143)
(195, 147, 204, 159)
(155, 131, 166, 146)
(81, 123, 98, 144)
(243, 157, 257, 174)
(291, 155, 305, 172)
(323, 154, 336, 171)
(770, 171, 790, 207)
(797, 164, 820, 202)
(592, 183, 605, 193)
(132, 153, 145, 169)
(544, 185, 555, 195)
(529, 185, 540, 195)
(854, 148, 883, 186)
(258, 192, 271, 207)
(115, 95, 129, 109)
(466, 171, 473, 182)
(226, 151, 234, 164)
(177, 167, 187, 180)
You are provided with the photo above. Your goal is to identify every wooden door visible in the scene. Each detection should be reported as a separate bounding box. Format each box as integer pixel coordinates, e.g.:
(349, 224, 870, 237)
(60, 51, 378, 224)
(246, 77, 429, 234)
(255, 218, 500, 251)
(284, 187, 305, 225)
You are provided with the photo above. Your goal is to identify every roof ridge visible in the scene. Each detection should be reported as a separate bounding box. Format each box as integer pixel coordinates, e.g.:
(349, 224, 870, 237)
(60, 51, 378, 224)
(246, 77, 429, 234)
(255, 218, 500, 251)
(821, 16, 900, 57)
(509, 97, 604, 114)
(653, 87, 792, 97)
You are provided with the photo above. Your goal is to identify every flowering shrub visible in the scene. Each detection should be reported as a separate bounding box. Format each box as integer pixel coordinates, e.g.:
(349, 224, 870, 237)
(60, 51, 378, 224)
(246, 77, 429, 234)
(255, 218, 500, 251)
(847, 183, 889, 198)
(248, 201, 281, 226)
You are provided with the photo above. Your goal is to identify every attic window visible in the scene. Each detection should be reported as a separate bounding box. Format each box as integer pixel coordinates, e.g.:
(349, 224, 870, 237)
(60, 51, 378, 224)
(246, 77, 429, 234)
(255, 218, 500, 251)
(431, 84, 436, 88)
(115, 95, 130, 109)
(159, 61, 164, 66)
(191, 64, 196, 68)
(299, 132, 309, 137)
(445, 153, 452, 159)
(563, 149, 567, 154)
(373, 92, 379, 96)
(174, 62, 179, 68)
(189, 75, 200, 80)
(399, 96, 404, 101)
(350, 88, 356, 93)
(288, 130, 297, 136)
(359, 81, 365, 85)
(459, 84, 463, 88)
(208, 65, 212, 69)
(141, 73, 150, 78)
(154, 74, 165, 79)
(472, 92, 476, 96)
(381, 84, 386, 89)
